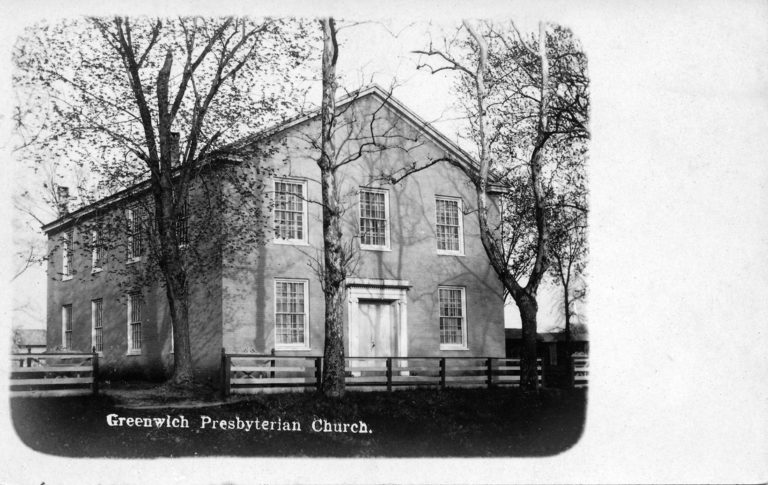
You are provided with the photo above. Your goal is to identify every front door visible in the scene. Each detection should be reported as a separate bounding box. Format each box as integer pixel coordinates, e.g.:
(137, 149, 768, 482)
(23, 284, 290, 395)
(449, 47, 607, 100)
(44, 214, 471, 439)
(351, 300, 397, 374)
(356, 301, 394, 358)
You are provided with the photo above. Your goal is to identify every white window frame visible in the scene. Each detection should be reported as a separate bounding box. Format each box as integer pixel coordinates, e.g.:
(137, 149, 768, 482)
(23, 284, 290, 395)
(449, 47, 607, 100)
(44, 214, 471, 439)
(273, 178, 308, 245)
(274, 279, 310, 351)
(62, 229, 74, 281)
(126, 293, 143, 355)
(126, 207, 143, 263)
(61, 304, 73, 349)
(438, 286, 469, 350)
(91, 229, 103, 273)
(435, 196, 465, 256)
(91, 299, 103, 355)
(358, 188, 390, 251)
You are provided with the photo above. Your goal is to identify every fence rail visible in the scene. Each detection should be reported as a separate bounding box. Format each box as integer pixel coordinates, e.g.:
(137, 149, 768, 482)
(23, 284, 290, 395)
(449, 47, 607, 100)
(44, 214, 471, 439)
(222, 350, 542, 396)
(573, 356, 589, 388)
(10, 351, 99, 398)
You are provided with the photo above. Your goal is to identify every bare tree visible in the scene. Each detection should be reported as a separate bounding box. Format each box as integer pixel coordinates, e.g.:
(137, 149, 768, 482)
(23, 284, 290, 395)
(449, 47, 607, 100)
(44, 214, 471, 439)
(412, 20, 589, 390)
(549, 187, 588, 386)
(13, 17, 317, 391)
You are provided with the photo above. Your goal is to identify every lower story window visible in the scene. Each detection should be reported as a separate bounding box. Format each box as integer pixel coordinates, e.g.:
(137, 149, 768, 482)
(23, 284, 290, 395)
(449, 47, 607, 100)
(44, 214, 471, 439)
(92, 299, 103, 353)
(62, 304, 72, 349)
(274, 279, 308, 349)
(127, 293, 143, 354)
(439, 287, 467, 349)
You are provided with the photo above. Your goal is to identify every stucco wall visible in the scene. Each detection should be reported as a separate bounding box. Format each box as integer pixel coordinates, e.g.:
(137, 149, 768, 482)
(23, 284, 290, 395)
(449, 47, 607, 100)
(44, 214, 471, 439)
(45, 176, 223, 383)
(221, 94, 505, 359)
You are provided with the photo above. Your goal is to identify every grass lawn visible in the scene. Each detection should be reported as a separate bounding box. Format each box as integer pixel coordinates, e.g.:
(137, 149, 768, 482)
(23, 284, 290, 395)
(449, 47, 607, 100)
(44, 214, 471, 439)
(10, 387, 586, 457)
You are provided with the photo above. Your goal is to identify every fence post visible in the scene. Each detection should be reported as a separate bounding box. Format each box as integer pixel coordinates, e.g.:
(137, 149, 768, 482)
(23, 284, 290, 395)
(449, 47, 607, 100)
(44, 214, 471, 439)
(315, 357, 322, 392)
(220, 348, 226, 398)
(440, 358, 446, 389)
(92, 347, 99, 396)
(223, 351, 231, 399)
(386, 358, 393, 391)
(486, 358, 493, 389)
(26, 347, 32, 367)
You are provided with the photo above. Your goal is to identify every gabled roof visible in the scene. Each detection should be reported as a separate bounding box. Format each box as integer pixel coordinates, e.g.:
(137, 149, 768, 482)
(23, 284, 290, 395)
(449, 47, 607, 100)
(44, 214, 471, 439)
(504, 328, 589, 342)
(41, 85, 483, 236)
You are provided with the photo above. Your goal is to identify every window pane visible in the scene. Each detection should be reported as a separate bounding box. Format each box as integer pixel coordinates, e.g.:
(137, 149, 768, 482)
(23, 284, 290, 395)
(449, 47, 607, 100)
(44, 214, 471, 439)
(275, 281, 306, 345)
(436, 199, 461, 252)
(129, 294, 142, 351)
(93, 299, 103, 352)
(274, 181, 305, 241)
(360, 190, 387, 246)
(439, 288, 465, 345)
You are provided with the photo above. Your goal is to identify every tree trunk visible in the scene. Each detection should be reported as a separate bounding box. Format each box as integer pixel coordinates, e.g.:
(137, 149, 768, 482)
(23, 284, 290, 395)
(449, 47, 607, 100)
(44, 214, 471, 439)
(153, 182, 195, 391)
(167, 265, 194, 388)
(563, 285, 574, 388)
(319, 17, 346, 398)
(516, 292, 539, 391)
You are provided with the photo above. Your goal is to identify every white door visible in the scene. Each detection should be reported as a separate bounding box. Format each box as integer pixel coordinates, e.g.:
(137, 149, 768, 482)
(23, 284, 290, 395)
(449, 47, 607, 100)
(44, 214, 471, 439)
(357, 301, 394, 358)
(351, 300, 397, 374)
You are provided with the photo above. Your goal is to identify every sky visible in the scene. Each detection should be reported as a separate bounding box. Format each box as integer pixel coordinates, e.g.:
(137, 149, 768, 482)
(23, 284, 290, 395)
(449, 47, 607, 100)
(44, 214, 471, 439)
(6, 16, 575, 332)
(1, 1, 767, 483)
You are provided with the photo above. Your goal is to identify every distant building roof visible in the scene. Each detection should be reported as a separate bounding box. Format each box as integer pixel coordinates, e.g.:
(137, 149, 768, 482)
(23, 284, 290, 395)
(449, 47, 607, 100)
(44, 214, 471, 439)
(504, 328, 588, 342)
(12, 329, 47, 347)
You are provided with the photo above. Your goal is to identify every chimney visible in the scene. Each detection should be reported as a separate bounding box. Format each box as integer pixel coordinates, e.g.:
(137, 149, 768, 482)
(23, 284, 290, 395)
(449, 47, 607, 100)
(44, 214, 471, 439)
(56, 186, 70, 217)
(171, 132, 180, 165)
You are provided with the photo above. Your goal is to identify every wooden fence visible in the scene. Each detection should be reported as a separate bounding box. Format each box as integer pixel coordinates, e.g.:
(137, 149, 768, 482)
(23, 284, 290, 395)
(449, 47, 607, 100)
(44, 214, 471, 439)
(10, 351, 99, 398)
(222, 350, 542, 396)
(573, 356, 589, 388)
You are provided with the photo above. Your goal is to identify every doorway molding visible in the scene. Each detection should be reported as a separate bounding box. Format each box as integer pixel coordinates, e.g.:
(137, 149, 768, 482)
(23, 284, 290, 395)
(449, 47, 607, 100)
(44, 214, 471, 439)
(346, 278, 410, 359)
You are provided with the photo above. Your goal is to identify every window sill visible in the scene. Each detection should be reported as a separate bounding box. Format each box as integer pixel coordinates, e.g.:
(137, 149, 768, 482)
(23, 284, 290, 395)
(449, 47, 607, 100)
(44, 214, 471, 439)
(91, 267, 103, 274)
(126, 257, 142, 265)
(273, 239, 309, 247)
(126, 350, 142, 356)
(275, 346, 312, 352)
(436, 250, 465, 257)
(62, 275, 73, 281)
(440, 345, 469, 351)
(360, 246, 391, 252)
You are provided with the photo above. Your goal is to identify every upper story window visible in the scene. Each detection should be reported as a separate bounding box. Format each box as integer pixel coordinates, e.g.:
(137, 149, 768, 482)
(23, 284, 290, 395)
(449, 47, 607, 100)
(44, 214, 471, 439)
(126, 206, 144, 262)
(435, 197, 464, 255)
(359, 188, 390, 250)
(274, 279, 309, 350)
(273, 179, 307, 244)
(62, 304, 73, 349)
(62, 229, 74, 280)
(91, 228, 103, 272)
(127, 292, 143, 355)
(438, 286, 468, 350)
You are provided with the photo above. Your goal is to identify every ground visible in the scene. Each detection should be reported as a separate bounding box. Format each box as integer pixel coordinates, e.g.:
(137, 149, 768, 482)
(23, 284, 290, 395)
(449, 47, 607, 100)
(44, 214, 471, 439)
(10, 385, 586, 457)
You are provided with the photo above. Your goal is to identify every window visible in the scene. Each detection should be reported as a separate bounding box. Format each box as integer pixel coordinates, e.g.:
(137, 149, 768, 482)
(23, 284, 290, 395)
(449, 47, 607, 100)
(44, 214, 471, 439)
(438, 287, 467, 349)
(274, 279, 308, 349)
(62, 304, 73, 349)
(62, 229, 74, 280)
(175, 201, 189, 247)
(127, 293, 143, 354)
(126, 206, 144, 261)
(273, 179, 307, 244)
(436, 197, 464, 255)
(359, 189, 389, 249)
(92, 299, 103, 353)
(91, 229, 103, 272)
